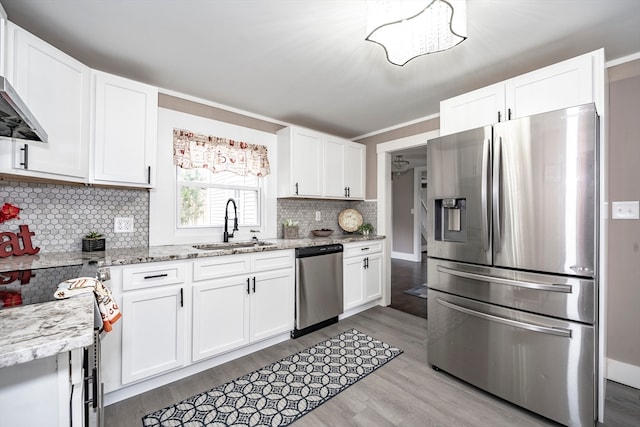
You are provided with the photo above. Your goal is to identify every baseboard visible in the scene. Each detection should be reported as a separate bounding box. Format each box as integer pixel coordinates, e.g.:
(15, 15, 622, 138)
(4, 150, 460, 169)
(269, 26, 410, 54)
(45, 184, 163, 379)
(391, 251, 421, 262)
(607, 358, 640, 389)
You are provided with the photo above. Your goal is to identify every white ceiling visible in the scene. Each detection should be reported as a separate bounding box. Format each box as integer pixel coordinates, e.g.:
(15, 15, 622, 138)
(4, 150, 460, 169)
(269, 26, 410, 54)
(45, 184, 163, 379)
(1, 1, 639, 139)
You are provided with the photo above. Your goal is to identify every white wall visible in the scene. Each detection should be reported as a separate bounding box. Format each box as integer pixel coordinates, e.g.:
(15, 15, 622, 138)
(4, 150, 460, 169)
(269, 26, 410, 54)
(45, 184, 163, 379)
(149, 108, 278, 246)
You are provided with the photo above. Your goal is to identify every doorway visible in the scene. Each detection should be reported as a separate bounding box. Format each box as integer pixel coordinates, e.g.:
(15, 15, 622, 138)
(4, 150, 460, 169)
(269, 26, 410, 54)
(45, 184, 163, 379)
(384, 145, 429, 318)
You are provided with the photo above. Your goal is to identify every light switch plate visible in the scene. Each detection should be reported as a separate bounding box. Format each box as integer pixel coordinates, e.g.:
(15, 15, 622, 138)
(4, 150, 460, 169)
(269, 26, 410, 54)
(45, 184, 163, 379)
(611, 201, 639, 220)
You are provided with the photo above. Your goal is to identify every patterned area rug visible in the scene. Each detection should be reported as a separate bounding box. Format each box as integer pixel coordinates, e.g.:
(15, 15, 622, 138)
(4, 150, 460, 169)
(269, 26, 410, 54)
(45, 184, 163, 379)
(142, 329, 403, 427)
(403, 284, 428, 299)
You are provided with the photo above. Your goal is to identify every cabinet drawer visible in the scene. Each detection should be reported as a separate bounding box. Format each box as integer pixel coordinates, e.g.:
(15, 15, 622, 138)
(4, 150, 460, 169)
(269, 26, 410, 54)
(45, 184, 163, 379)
(251, 250, 294, 273)
(344, 241, 383, 258)
(122, 262, 186, 291)
(193, 254, 251, 281)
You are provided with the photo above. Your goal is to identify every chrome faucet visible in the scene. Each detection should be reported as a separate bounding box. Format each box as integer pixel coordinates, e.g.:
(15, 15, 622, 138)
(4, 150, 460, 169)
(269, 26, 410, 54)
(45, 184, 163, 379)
(223, 198, 239, 242)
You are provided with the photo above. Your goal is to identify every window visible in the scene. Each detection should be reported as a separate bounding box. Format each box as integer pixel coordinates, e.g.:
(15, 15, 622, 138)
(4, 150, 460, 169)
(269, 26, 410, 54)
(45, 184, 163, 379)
(177, 168, 261, 228)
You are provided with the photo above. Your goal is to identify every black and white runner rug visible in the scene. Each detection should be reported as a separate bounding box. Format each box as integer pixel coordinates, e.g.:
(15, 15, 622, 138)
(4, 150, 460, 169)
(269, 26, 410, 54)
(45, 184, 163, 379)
(142, 329, 402, 427)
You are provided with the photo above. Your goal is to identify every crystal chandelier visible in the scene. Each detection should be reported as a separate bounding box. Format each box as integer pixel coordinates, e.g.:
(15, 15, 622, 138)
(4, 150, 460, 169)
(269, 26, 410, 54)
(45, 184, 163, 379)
(366, 0, 467, 66)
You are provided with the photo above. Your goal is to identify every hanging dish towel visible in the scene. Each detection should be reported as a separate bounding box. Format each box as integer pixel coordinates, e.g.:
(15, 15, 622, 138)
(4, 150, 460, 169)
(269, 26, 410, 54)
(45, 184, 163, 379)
(55, 277, 122, 332)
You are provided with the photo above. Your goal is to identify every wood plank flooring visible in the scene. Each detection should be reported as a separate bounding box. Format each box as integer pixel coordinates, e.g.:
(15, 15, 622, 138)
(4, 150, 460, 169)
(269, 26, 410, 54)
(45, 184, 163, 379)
(103, 306, 640, 426)
(389, 255, 428, 318)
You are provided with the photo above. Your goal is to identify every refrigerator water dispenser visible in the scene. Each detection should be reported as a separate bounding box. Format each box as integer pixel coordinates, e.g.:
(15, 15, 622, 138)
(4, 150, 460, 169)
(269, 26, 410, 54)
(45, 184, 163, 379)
(435, 198, 467, 242)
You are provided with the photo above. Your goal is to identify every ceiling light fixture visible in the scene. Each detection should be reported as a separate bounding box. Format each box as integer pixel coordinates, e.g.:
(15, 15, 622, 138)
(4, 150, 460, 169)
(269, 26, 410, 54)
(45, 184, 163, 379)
(366, 0, 467, 66)
(392, 155, 411, 174)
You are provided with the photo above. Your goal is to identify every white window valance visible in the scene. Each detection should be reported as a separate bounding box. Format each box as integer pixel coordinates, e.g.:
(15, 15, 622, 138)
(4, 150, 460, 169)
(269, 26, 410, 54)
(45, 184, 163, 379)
(173, 128, 271, 177)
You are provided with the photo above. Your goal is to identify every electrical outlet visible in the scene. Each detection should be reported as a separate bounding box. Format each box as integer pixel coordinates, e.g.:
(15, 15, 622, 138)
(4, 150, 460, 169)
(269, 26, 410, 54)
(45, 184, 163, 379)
(114, 217, 134, 233)
(315, 211, 321, 221)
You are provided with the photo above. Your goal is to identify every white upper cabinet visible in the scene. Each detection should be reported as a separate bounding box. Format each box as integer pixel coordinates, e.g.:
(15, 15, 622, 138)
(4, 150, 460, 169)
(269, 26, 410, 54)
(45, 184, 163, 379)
(439, 49, 603, 135)
(440, 83, 505, 136)
(90, 71, 158, 187)
(505, 52, 594, 120)
(323, 136, 345, 198)
(278, 125, 366, 199)
(278, 126, 323, 197)
(343, 141, 365, 199)
(1, 21, 90, 181)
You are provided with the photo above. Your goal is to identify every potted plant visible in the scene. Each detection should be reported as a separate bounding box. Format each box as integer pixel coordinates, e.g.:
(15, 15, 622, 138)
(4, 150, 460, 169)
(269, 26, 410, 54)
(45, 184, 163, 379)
(283, 219, 299, 239)
(82, 231, 106, 252)
(358, 223, 374, 235)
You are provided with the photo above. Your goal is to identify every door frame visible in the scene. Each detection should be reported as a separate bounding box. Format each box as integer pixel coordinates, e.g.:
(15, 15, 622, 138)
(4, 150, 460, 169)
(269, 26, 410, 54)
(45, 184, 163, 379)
(376, 130, 438, 305)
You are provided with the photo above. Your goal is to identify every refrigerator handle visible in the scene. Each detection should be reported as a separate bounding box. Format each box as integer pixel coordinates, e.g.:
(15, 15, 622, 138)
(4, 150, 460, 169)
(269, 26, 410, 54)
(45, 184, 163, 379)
(481, 138, 491, 252)
(436, 265, 573, 293)
(436, 298, 572, 338)
(493, 136, 502, 252)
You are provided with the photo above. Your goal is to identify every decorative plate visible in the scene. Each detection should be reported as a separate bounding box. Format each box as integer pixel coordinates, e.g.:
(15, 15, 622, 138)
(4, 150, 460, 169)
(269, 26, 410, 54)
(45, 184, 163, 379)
(338, 209, 363, 232)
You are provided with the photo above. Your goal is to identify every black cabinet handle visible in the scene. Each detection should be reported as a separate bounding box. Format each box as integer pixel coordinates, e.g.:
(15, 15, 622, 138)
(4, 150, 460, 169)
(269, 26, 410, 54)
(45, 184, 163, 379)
(247, 278, 250, 294)
(180, 288, 183, 307)
(347, 187, 350, 197)
(144, 273, 168, 280)
(508, 108, 512, 120)
(497, 111, 502, 122)
(252, 276, 256, 293)
(147, 166, 151, 184)
(19, 144, 28, 169)
(295, 182, 299, 195)
(361, 247, 370, 251)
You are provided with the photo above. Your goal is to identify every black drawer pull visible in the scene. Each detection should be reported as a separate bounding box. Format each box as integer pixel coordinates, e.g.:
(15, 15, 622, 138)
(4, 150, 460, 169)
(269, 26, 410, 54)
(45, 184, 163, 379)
(252, 276, 256, 293)
(143, 273, 169, 280)
(247, 278, 250, 294)
(361, 247, 370, 251)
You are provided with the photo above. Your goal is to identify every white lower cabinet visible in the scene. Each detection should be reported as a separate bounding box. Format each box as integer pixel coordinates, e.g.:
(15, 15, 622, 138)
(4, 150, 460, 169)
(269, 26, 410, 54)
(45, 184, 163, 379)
(343, 241, 383, 311)
(121, 285, 186, 385)
(103, 250, 294, 397)
(192, 251, 294, 362)
(117, 261, 187, 385)
(0, 350, 83, 427)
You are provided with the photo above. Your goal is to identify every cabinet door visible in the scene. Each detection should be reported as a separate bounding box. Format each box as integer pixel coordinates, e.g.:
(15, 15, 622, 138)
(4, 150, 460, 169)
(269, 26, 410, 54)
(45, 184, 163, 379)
(506, 52, 594, 120)
(344, 141, 365, 199)
(343, 256, 365, 310)
(250, 269, 294, 342)
(192, 278, 250, 361)
(439, 82, 505, 135)
(323, 136, 345, 197)
(3, 22, 90, 181)
(121, 287, 185, 384)
(291, 128, 322, 196)
(91, 71, 158, 187)
(364, 252, 383, 301)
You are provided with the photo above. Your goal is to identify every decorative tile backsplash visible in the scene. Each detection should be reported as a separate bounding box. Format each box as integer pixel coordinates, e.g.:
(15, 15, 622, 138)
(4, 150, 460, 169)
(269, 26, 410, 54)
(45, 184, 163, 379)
(0, 179, 378, 253)
(0, 180, 149, 253)
(277, 199, 377, 238)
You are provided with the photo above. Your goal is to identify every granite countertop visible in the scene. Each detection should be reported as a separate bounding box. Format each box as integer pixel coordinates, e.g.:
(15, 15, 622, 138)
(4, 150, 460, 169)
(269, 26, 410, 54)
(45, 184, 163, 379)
(0, 235, 384, 368)
(0, 234, 385, 272)
(0, 294, 94, 369)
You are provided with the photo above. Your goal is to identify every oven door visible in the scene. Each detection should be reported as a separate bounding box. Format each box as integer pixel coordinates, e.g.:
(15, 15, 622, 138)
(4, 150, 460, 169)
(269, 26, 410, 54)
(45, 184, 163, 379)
(428, 290, 596, 427)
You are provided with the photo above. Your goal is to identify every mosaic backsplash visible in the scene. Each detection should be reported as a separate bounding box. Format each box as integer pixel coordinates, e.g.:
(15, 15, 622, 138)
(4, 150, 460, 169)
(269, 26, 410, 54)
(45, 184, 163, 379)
(277, 199, 377, 239)
(0, 180, 149, 253)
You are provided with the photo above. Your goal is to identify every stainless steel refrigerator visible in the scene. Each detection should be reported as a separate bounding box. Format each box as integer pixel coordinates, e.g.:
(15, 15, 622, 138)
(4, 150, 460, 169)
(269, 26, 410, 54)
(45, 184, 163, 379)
(426, 103, 598, 427)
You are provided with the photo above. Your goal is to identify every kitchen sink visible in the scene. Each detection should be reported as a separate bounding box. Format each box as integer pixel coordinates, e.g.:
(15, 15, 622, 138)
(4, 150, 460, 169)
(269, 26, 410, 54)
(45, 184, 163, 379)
(192, 241, 276, 251)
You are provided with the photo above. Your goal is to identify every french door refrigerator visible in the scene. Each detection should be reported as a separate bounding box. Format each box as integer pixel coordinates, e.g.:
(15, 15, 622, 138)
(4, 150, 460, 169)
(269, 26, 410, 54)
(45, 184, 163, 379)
(426, 103, 598, 427)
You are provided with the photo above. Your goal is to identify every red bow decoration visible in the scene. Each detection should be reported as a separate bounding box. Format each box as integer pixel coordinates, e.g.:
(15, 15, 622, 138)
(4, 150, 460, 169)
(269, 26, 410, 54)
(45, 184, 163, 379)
(0, 203, 20, 223)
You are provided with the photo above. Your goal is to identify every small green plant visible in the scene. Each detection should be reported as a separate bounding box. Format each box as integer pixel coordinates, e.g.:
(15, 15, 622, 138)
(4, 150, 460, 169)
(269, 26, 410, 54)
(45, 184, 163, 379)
(85, 231, 103, 239)
(283, 219, 298, 227)
(358, 223, 374, 234)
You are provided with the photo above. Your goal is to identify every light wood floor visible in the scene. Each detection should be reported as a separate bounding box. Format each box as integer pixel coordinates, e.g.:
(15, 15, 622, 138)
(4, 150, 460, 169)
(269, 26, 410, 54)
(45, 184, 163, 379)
(103, 306, 639, 426)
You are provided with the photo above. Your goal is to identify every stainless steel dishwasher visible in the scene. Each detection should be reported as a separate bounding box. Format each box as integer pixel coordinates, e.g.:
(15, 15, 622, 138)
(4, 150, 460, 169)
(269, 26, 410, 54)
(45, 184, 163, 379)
(291, 244, 344, 338)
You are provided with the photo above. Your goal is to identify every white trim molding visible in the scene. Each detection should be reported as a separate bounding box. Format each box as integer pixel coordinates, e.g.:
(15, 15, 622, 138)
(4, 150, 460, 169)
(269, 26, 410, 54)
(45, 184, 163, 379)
(607, 358, 640, 390)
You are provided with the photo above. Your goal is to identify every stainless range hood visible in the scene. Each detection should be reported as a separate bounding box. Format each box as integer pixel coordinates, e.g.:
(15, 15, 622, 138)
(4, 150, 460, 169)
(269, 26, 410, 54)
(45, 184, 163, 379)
(0, 76, 48, 143)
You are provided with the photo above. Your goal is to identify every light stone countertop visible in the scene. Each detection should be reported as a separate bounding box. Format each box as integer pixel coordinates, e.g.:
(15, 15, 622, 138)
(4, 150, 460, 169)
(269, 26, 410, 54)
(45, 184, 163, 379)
(0, 234, 384, 368)
(0, 234, 385, 272)
(0, 294, 94, 369)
